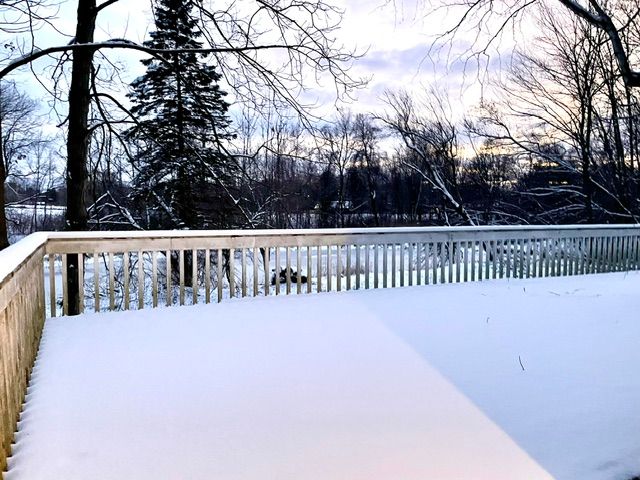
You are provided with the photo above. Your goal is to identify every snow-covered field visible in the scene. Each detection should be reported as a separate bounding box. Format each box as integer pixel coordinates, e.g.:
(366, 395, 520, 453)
(7, 272, 640, 480)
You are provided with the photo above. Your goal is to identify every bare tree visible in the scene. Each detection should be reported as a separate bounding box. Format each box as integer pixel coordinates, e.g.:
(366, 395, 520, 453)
(468, 7, 639, 223)
(380, 89, 475, 225)
(351, 113, 384, 227)
(316, 111, 357, 227)
(0, 81, 40, 248)
(426, 0, 640, 88)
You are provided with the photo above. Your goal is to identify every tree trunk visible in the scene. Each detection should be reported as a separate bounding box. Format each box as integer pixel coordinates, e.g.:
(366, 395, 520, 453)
(65, 0, 97, 315)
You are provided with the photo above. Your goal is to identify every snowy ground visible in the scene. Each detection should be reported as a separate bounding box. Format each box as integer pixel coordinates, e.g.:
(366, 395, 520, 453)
(7, 272, 640, 480)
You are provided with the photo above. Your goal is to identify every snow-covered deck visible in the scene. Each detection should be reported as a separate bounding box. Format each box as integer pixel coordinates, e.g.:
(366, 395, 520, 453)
(7, 272, 640, 480)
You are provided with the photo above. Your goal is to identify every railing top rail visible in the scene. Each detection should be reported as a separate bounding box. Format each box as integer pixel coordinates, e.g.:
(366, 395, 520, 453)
(41, 223, 640, 241)
(3, 224, 640, 285)
(0, 232, 48, 287)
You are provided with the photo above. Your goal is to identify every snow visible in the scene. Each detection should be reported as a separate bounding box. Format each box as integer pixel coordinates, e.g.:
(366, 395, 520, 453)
(41, 223, 640, 240)
(7, 272, 640, 480)
(0, 232, 47, 284)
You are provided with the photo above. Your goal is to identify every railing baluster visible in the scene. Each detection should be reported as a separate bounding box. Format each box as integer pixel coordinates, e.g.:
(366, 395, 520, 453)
(524, 238, 531, 278)
(530, 239, 537, 278)
(408, 242, 414, 286)
(307, 246, 312, 294)
(264, 247, 270, 297)
(454, 241, 460, 283)
(373, 244, 378, 289)
(383, 243, 388, 288)
(538, 239, 545, 277)
(346, 245, 352, 291)
(285, 247, 292, 295)
(447, 241, 453, 283)
(480, 241, 486, 280)
(254, 247, 260, 297)
(482, 240, 488, 280)
(274, 247, 280, 295)
(124, 251, 130, 310)
(217, 249, 223, 302)
(365, 243, 370, 289)
(518, 239, 524, 279)
(49, 254, 56, 317)
(296, 246, 302, 294)
(205, 249, 211, 303)
(509, 238, 515, 278)
(431, 242, 437, 284)
(78, 253, 84, 314)
(355, 245, 360, 290)
(392, 243, 397, 286)
(337, 245, 342, 292)
(626, 236, 632, 270)
(462, 241, 468, 283)
(166, 249, 172, 306)
(108, 252, 115, 311)
(241, 248, 247, 298)
(138, 250, 144, 309)
(179, 249, 185, 306)
(551, 238, 558, 277)
(491, 239, 497, 279)
(400, 243, 405, 287)
(506, 239, 516, 278)
(229, 248, 235, 298)
(440, 242, 446, 283)
(152, 251, 158, 308)
(327, 245, 332, 292)
(470, 241, 476, 282)
(61, 253, 68, 315)
(94, 252, 100, 312)
(619, 236, 625, 270)
(317, 245, 322, 293)
(416, 243, 422, 286)
(193, 249, 198, 304)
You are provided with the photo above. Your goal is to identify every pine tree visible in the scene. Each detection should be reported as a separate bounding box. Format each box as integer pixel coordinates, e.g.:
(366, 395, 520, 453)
(125, 0, 235, 230)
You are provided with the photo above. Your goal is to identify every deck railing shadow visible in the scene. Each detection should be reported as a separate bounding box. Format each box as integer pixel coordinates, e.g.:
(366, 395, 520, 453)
(1, 224, 640, 476)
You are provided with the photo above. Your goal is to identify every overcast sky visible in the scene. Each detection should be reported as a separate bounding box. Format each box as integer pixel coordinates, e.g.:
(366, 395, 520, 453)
(5, 0, 522, 126)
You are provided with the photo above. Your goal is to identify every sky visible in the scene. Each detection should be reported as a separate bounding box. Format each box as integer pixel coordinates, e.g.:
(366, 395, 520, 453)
(1, 0, 534, 138)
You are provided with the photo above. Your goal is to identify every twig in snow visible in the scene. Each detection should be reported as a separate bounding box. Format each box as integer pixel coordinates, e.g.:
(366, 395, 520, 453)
(518, 355, 526, 371)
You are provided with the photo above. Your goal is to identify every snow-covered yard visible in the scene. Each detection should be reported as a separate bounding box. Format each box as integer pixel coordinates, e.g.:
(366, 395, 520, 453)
(7, 272, 640, 480)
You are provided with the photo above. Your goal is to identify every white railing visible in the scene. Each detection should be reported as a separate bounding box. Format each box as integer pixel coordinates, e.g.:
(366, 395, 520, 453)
(41, 224, 640, 317)
(0, 233, 46, 475)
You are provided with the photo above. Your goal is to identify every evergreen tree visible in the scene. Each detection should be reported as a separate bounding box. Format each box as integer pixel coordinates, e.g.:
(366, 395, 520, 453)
(125, 0, 235, 229)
